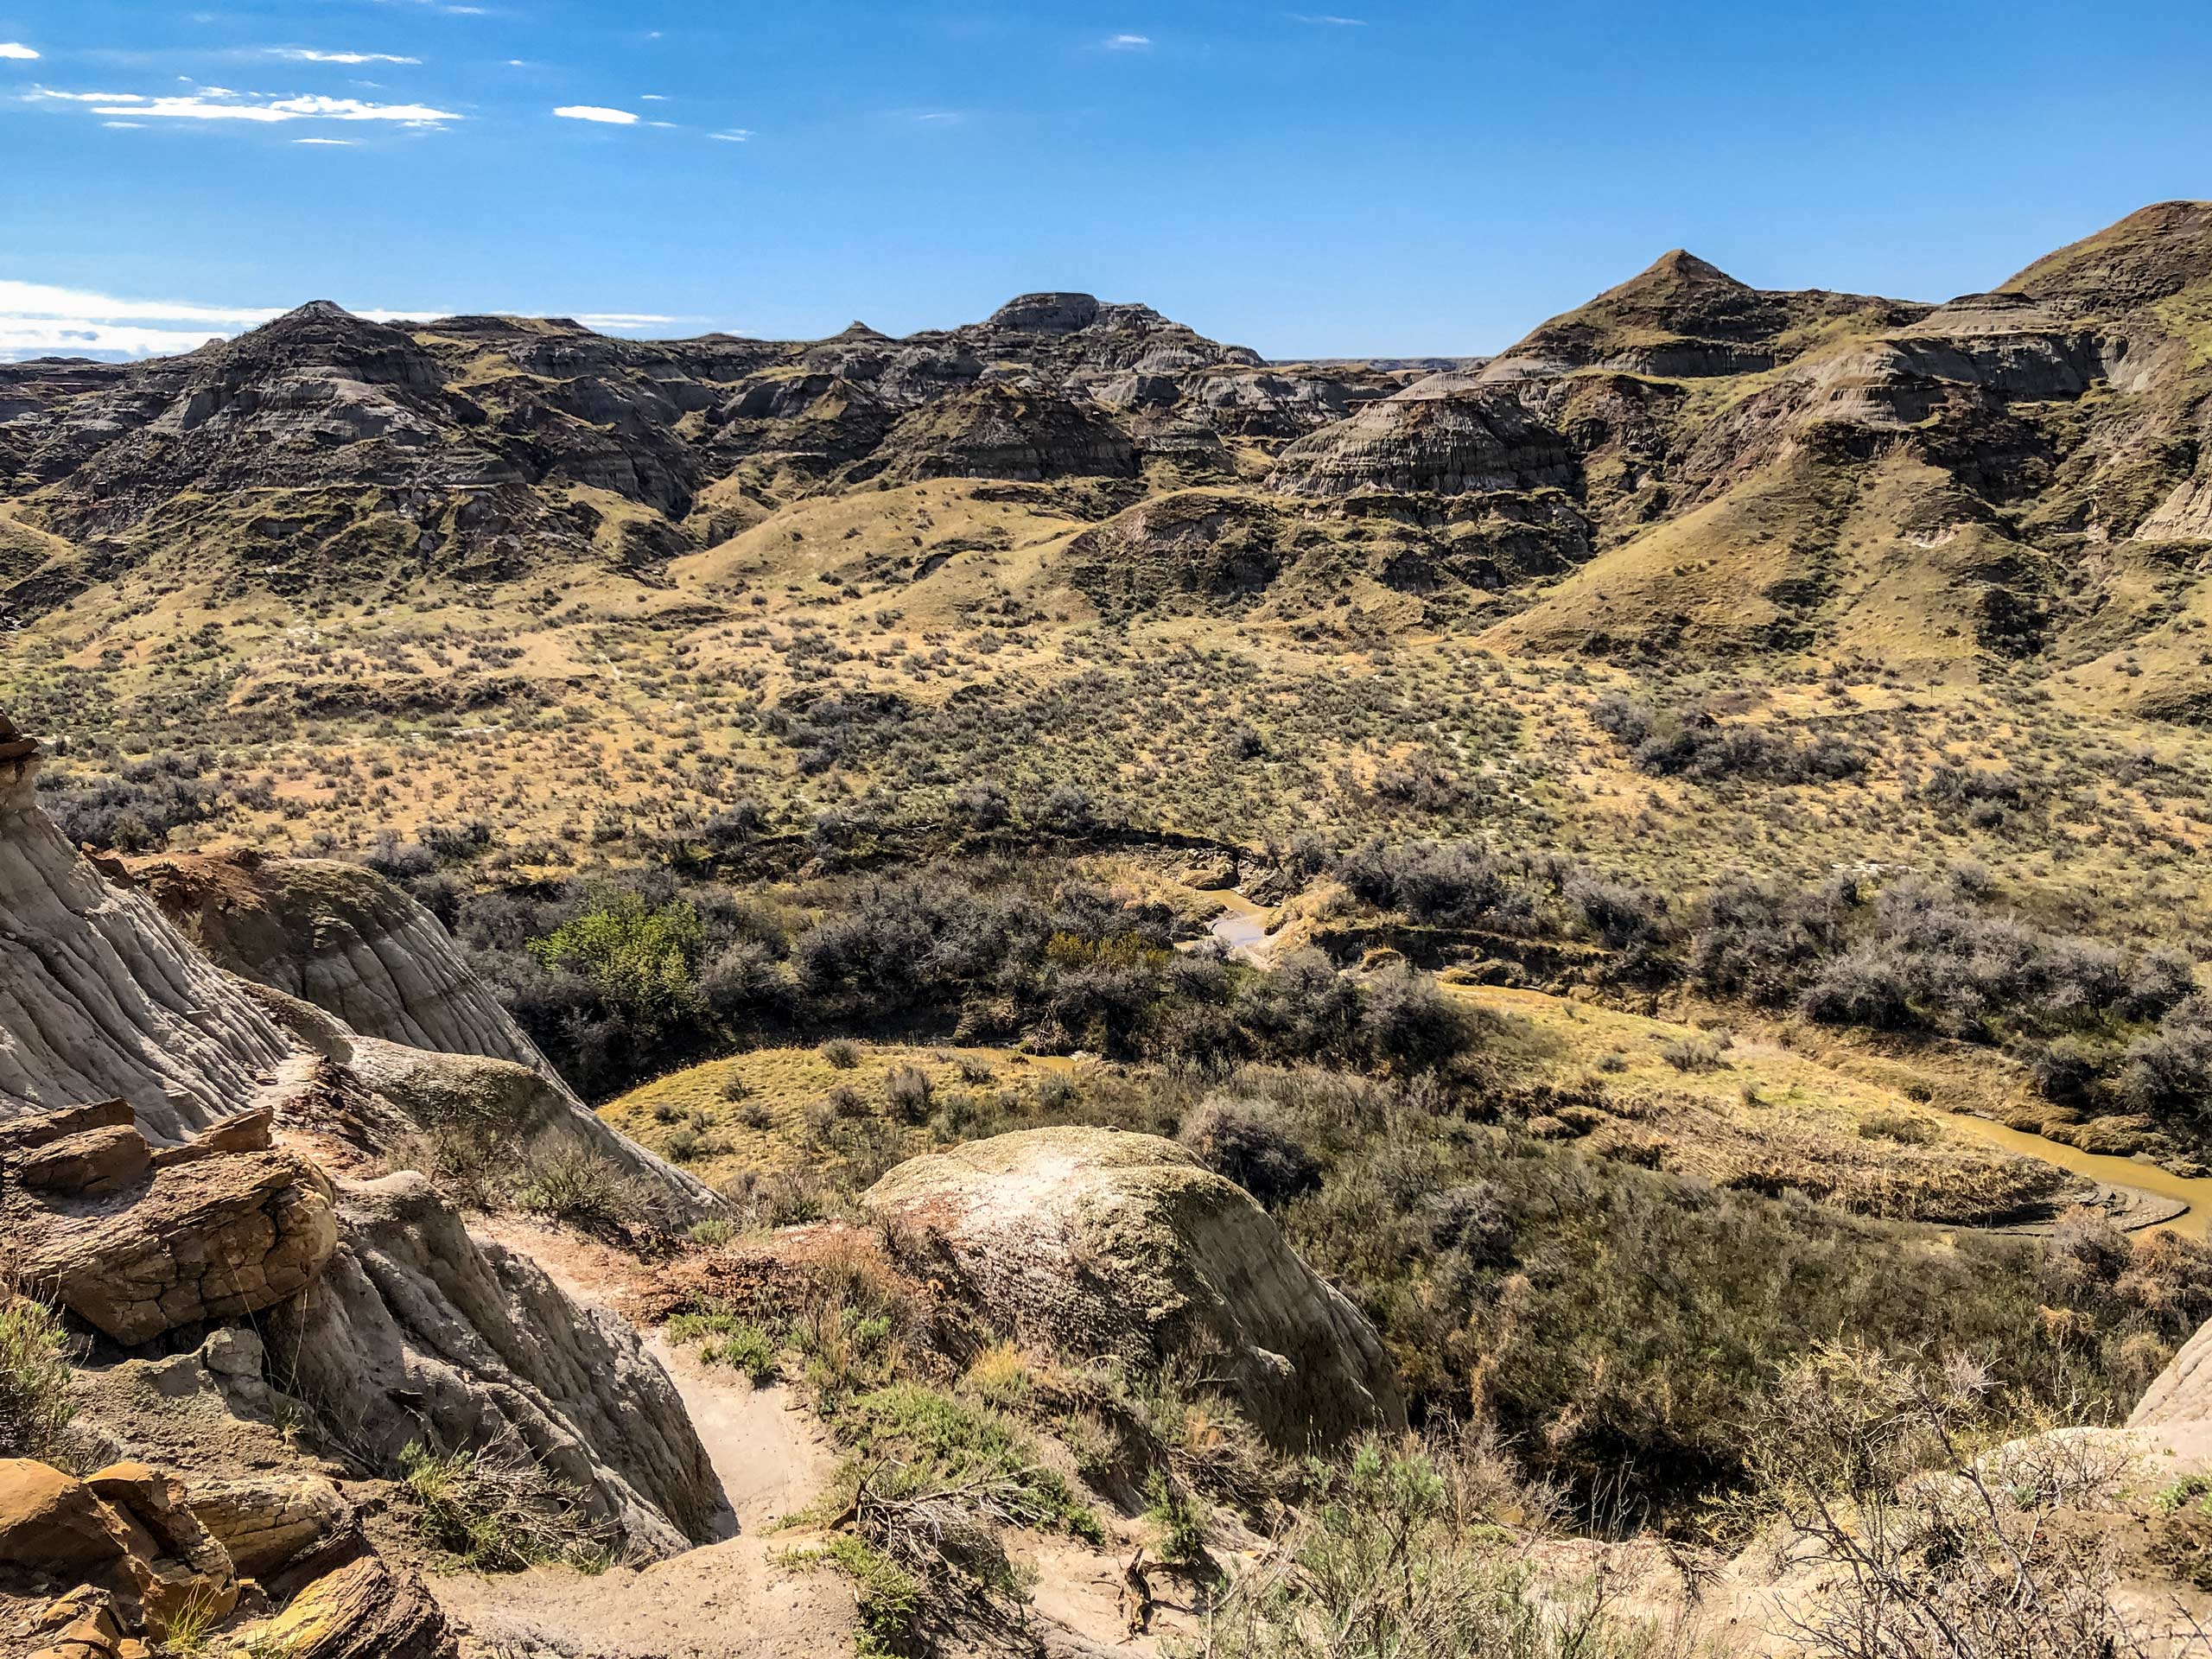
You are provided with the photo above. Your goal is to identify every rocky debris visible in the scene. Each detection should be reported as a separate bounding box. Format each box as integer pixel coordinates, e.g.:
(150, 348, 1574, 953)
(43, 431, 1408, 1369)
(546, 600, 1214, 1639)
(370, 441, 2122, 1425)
(16, 1584, 141, 1659)
(0, 1459, 235, 1636)
(1, 1105, 338, 1346)
(0, 1459, 448, 1659)
(186, 1472, 356, 1586)
(233, 1555, 455, 1659)
(862, 1126, 1405, 1446)
(1268, 374, 1579, 500)
(271, 1171, 724, 1555)
(0, 725, 294, 1135)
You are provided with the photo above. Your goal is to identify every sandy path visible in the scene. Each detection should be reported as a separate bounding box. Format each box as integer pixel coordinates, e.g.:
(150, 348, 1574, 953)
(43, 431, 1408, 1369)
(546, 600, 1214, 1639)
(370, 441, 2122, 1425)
(438, 1218, 854, 1657)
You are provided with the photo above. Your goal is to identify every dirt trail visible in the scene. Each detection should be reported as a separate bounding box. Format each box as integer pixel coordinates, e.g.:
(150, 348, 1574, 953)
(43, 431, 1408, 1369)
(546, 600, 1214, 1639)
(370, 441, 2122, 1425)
(442, 1218, 855, 1657)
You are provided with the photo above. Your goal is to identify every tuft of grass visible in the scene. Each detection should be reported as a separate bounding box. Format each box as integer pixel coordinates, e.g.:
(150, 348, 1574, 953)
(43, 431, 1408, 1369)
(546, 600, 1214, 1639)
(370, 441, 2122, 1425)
(0, 1298, 77, 1463)
(513, 1147, 641, 1235)
(1143, 1468, 1211, 1566)
(704, 1321, 781, 1387)
(399, 1440, 619, 1573)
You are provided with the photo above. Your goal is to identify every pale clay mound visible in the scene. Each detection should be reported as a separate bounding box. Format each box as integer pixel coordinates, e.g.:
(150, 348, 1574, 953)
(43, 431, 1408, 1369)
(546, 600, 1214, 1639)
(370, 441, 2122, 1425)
(864, 1124, 1405, 1446)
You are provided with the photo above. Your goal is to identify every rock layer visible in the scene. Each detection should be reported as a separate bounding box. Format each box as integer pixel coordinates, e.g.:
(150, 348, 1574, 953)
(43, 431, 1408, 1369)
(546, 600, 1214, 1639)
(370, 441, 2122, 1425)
(271, 1171, 724, 1555)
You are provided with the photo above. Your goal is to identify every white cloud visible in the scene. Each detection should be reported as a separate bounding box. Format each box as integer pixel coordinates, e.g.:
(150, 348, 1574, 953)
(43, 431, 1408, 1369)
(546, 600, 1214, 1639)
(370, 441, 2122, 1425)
(33, 86, 459, 124)
(0, 280, 281, 328)
(1287, 11, 1366, 21)
(1103, 32, 1153, 48)
(553, 104, 638, 124)
(0, 282, 687, 362)
(102, 121, 144, 129)
(639, 92, 666, 100)
(913, 110, 961, 124)
(0, 42, 38, 60)
(0, 281, 279, 360)
(270, 48, 423, 65)
(295, 137, 356, 145)
(710, 129, 752, 143)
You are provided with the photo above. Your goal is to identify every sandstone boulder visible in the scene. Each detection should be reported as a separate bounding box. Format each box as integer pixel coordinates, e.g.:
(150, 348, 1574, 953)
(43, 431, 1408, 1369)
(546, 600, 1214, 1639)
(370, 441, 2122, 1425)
(240, 1555, 454, 1659)
(187, 1473, 356, 1582)
(0, 1459, 236, 1636)
(3, 1109, 338, 1346)
(863, 1127, 1404, 1446)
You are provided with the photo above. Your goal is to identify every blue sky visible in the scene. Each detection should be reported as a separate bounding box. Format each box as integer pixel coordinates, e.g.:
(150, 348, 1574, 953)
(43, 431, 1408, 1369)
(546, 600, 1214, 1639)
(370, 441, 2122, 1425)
(0, 1, 2207, 360)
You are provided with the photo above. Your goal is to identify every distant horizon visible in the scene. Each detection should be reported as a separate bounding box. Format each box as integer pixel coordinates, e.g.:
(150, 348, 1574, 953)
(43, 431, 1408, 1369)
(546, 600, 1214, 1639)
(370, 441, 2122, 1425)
(4, 1, 2209, 363)
(0, 194, 2193, 370)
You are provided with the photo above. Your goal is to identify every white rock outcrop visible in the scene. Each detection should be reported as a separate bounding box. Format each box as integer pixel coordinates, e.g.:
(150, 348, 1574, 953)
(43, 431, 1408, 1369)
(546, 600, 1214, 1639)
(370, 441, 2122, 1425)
(863, 1126, 1404, 1446)
(0, 721, 291, 1138)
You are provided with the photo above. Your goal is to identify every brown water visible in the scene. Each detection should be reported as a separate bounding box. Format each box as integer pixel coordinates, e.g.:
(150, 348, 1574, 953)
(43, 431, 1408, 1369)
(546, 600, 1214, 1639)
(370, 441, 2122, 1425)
(1205, 890, 1274, 957)
(1944, 1112, 2212, 1239)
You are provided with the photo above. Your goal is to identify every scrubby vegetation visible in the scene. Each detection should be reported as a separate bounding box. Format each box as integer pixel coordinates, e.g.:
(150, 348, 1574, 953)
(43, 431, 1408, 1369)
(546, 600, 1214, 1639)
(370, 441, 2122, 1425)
(0, 1299, 78, 1465)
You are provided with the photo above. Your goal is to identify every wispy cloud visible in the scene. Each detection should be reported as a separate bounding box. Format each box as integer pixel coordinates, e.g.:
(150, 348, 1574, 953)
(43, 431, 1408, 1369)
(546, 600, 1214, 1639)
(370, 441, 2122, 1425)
(639, 92, 666, 101)
(912, 110, 962, 124)
(709, 129, 753, 143)
(0, 42, 38, 60)
(1103, 32, 1153, 48)
(0, 282, 688, 363)
(553, 104, 638, 124)
(1287, 11, 1366, 22)
(29, 86, 460, 124)
(268, 48, 423, 66)
(295, 137, 357, 145)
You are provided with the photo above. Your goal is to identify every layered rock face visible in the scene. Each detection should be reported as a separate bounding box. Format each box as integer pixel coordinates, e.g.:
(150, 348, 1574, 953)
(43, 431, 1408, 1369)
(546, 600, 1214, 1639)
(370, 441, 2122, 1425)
(0, 721, 292, 1139)
(1268, 374, 1580, 499)
(130, 849, 558, 1073)
(0, 289, 1348, 620)
(0, 724, 724, 1566)
(2, 1103, 338, 1345)
(125, 848, 718, 1214)
(1061, 490, 1296, 620)
(271, 1171, 726, 1554)
(863, 1126, 1404, 1446)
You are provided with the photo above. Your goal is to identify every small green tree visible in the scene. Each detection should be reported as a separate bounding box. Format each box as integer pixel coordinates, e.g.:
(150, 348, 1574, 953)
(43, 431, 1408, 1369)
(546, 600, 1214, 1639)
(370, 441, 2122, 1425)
(529, 890, 706, 1026)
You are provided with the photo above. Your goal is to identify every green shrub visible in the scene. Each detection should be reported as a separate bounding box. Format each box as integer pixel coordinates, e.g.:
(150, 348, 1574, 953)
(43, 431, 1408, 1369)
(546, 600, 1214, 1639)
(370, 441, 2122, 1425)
(704, 1322, 780, 1387)
(514, 1148, 640, 1235)
(0, 1300, 76, 1463)
(528, 890, 707, 1024)
(1143, 1469, 1211, 1565)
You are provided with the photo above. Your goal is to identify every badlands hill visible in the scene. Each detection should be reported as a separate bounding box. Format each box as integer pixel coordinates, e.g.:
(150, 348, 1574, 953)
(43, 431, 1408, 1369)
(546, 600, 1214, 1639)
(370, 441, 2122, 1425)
(2, 203, 2207, 679)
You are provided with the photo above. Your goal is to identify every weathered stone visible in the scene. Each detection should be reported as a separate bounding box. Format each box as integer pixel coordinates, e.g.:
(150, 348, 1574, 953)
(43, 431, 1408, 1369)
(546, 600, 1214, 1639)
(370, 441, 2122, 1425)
(11, 1127, 151, 1198)
(187, 1474, 354, 1580)
(0, 1460, 131, 1574)
(863, 1127, 1404, 1446)
(7, 1140, 339, 1346)
(81, 1464, 237, 1633)
(271, 1171, 723, 1555)
(243, 1556, 455, 1659)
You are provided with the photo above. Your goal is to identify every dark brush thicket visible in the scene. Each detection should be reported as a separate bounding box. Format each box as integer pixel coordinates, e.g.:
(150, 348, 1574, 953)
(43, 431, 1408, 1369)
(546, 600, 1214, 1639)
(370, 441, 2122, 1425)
(1319, 834, 2205, 1123)
(1591, 693, 1868, 783)
(363, 844, 1471, 1099)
